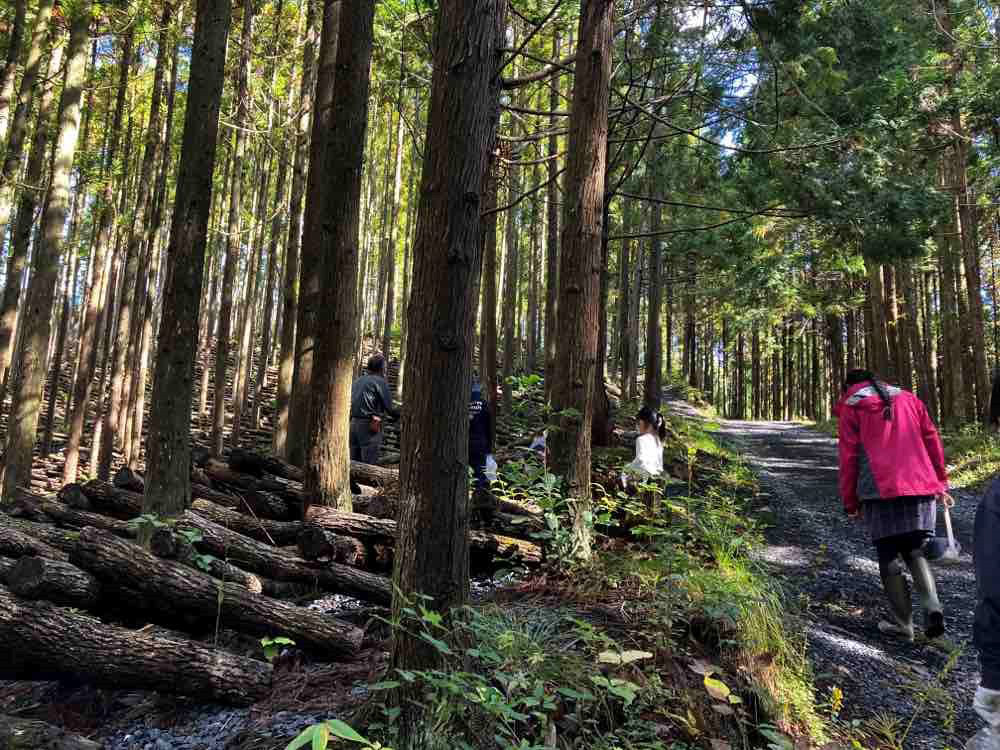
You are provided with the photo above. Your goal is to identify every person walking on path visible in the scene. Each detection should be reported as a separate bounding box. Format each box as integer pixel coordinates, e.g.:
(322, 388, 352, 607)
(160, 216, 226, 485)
(468, 379, 492, 489)
(349, 354, 400, 466)
(969, 479, 1000, 748)
(836, 369, 949, 641)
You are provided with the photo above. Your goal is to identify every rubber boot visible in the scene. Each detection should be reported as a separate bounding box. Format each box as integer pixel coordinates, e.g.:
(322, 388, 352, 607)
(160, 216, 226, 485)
(878, 569, 914, 641)
(907, 552, 945, 638)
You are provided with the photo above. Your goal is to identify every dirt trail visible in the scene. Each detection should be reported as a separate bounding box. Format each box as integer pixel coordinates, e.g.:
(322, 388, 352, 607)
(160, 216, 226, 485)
(715, 417, 981, 749)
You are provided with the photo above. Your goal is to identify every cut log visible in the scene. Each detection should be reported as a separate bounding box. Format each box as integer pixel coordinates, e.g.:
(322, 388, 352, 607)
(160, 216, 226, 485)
(177, 512, 392, 605)
(231, 450, 303, 482)
(7, 556, 101, 608)
(0, 515, 80, 554)
(33, 497, 133, 535)
(305, 506, 542, 566)
(0, 525, 69, 562)
(350, 460, 399, 493)
(297, 524, 368, 566)
(191, 479, 241, 509)
(57, 483, 92, 510)
(72, 527, 364, 657)
(304, 506, 396, 540)
(0, 714, 100, 750)
(79, 480, 142, 518)
(0, 584, 271, 706)
(190, 499, 301, 545)
(113, 466, 144, 492)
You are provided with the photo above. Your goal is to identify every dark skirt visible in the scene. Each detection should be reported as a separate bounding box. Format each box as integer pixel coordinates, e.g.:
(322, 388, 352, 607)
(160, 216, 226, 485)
(863, 495, 937, 542)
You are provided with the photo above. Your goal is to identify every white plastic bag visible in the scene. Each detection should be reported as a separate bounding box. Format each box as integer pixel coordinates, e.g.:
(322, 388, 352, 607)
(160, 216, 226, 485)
(484, 454, 498, 483)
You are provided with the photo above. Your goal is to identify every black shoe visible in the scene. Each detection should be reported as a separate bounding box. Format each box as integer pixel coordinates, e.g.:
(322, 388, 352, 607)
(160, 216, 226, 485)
(926, 611, 945, 639)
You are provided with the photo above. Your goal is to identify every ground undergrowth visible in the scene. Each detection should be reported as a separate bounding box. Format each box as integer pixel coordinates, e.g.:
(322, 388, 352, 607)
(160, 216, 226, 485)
(289, 388, 835, 750)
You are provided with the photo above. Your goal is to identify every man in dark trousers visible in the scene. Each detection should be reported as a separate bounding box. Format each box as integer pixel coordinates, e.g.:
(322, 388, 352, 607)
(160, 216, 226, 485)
(974, 479, 1000, 738)
(349, 354, 399, 466)
(469, 380, 492, 489)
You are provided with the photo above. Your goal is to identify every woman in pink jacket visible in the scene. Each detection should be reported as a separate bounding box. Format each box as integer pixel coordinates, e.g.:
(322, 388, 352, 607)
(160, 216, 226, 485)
(836, 369, 949, 640)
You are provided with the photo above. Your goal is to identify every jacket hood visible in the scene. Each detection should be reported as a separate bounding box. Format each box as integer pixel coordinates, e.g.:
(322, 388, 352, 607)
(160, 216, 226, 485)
(836, 381, 902, 415)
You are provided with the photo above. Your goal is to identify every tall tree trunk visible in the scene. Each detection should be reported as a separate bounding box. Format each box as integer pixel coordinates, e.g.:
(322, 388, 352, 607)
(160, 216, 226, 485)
(884, 264, 901, 383)
(480, 168, 499, 450)
(0, 0, 53, 266)
(500, 163, 521, 415)
(303, 0, 374, 512)
(273, 0, 318, 458)
(390, 1, 504, 741)
(865, 259, 891, 379)
(937, 209, 963, 425)
(288, 0, 339, 467)
(592, 199, 611, 446)
(543, 30, 560, 400)
(2, 7, 88, 502)
(143, 0, 231, 521)
(211, 0, 255, 456)
(771, 332, 781, 420)
(548, 0, 613, 561)
(0, 0, 27, 145)
(642, 173, 662, 410)
(0, 36, 61, 405)
(98, 8, 171, 477)
(381, 70, 405, 362)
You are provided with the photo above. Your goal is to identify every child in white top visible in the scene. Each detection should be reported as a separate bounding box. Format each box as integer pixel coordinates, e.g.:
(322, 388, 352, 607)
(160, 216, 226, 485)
(622, 405, 666, 486)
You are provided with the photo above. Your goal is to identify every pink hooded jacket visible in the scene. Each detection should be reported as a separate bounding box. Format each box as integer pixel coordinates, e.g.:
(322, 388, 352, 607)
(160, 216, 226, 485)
(835, 381, 948, 514)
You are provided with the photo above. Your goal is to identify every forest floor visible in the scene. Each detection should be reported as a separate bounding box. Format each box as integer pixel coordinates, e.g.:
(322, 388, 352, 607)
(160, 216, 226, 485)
(711, 413, 982, 750)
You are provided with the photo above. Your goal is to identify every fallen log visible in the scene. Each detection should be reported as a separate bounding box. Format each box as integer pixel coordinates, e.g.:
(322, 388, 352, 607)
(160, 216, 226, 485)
(0, 584, 271, 706)
(113, 466, 144, 492)
(191, 480, 241, 509)
(297, 525, 368, 566)
(72, 527, 364, 657)
(7, 556, 101, 608)
(190, 499, 301, 545)
(1, 515, 80, 554)
(0, 558, 16, 582)
(178, 512, 391, 605)
(0, 525, 69, 562)
(226, 449, 399, 495)
(57, 483, 92, 510)
(79, 480, 141, 518)
(305, 506, 542, 566)
(0, 714, 100, 750)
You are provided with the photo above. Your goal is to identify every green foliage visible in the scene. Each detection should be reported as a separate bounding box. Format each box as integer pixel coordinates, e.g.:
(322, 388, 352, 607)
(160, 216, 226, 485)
(260, 635, 296, 663)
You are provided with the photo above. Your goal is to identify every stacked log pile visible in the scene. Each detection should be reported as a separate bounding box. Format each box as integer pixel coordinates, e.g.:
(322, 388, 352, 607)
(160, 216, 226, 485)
(0, 450, 542, 706)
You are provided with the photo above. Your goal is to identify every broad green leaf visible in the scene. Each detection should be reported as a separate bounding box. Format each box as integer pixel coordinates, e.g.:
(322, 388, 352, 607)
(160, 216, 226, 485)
(326, 719, 368, 744)
(704, 676, 731, 701)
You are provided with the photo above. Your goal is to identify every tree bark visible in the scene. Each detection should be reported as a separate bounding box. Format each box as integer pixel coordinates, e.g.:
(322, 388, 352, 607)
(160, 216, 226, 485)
(211, 0, 255, 456)
(303, 0, 373, 512)
(389, 1, 506, 740)
(0, 0, 53, 285)
(0, 584, 272, 706)
(643, 170, 663, 410)
(0, 23, 58, 403)
(544, 31, 561, 399)
(547, 0, 613, 561)
(8, 556, 101, 609)
(273, 0, 318, 458)
(143, 0, 232, 519)
(501, 161, 521, 415)
(0, 0, 27, 146)
(2, 10, 88, 503)
(288, 0, 340, 467)
(865, 259, 891, 379)
(63, 32, 134, 484)
(480, 164, 499, 448)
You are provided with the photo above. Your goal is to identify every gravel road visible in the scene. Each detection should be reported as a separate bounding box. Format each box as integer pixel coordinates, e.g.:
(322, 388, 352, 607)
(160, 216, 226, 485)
(716, 418, 982, 750)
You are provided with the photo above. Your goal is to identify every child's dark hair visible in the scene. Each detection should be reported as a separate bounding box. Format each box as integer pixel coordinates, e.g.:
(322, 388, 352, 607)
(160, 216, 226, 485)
(844, 368, 892, 421)
(637, 405, 667, 440)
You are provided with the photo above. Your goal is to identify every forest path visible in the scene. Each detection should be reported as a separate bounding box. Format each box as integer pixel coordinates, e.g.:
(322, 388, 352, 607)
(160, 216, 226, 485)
(711, 416, 981, 749)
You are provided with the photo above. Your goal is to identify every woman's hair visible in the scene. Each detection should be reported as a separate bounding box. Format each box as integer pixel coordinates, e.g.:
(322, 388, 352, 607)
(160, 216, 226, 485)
(843, 368, 892, 421)
(637, 405, 667, 441)
(367, 354, 386, 374)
